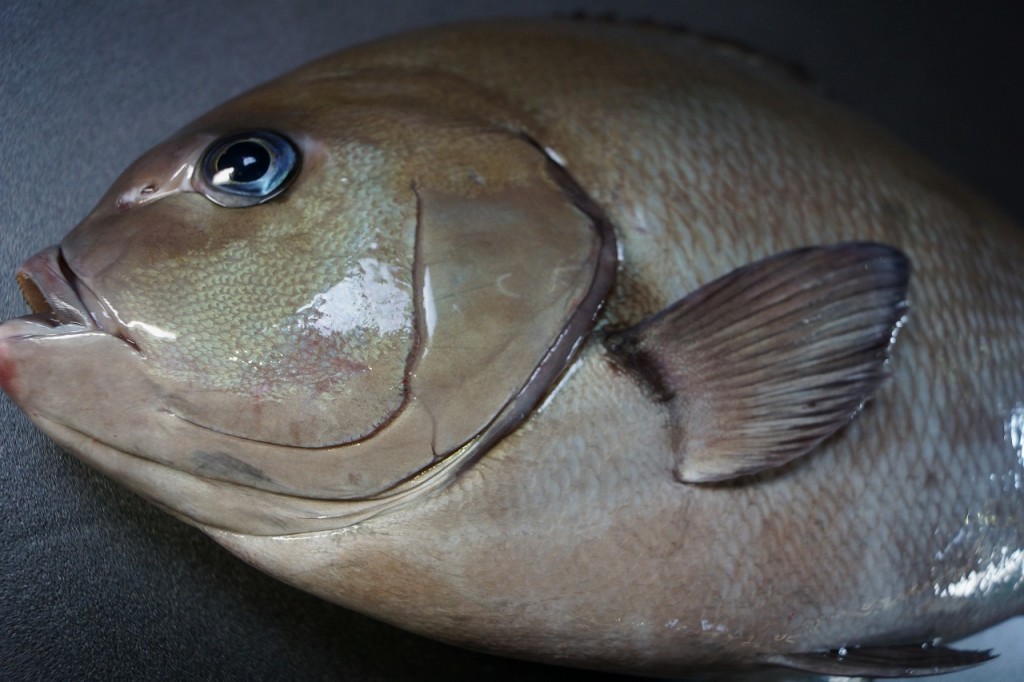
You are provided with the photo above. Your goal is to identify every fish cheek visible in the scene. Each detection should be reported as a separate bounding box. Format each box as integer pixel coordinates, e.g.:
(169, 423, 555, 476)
(66, 184, 419, 449)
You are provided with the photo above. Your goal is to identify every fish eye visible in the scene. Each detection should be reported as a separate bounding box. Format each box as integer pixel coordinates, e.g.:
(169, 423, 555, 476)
(196, 131, 299, 207)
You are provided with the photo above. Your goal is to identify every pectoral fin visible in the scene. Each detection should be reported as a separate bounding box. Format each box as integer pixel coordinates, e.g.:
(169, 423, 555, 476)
(605, 243, 909, 483)
(766, 644, 994, 678)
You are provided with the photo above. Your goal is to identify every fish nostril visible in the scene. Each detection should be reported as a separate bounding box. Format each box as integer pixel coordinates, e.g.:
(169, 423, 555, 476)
(116, 183, 160, 212)
(16, 273, 52, 316)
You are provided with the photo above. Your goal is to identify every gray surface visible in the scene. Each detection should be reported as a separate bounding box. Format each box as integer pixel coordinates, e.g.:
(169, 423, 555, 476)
(1, 1, 1021, 680)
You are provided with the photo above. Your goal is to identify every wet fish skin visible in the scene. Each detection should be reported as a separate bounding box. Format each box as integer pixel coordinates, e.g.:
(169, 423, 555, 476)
(1, 21, 1023, 678)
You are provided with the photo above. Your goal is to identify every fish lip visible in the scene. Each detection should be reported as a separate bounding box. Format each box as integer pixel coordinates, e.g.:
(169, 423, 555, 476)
(10, 246, 138, 350)
(16, 246, 92, 327)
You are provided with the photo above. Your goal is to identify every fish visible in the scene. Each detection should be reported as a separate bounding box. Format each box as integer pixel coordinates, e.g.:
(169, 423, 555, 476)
(1, 19, 1022, 679)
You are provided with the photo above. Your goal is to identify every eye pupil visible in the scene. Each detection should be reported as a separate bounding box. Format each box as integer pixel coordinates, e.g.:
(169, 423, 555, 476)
(216, 141, 271, 183)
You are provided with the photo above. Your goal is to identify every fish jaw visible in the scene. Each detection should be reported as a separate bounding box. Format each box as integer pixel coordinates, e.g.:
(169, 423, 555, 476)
(1, 244, 124, 400)
(0, 318, 363, 536)
(0, 307, 564, 538)
(0, 251, 341, 534)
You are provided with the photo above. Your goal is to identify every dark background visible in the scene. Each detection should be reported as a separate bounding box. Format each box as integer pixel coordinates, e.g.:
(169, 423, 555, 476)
(1, 2, 1021, 680)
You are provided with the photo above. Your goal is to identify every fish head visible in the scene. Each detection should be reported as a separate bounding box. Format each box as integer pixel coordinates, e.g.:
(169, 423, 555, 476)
(0, 71, 615, 535)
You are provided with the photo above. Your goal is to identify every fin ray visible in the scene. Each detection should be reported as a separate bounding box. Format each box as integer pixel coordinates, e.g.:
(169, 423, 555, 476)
(605, 242, 910, 483)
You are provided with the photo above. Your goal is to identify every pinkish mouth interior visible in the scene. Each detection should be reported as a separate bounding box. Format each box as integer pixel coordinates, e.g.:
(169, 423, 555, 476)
(16, 272, 50, 316)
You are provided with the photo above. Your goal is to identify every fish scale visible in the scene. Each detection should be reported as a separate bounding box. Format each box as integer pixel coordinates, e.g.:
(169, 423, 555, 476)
(0, 20, 1021, 679)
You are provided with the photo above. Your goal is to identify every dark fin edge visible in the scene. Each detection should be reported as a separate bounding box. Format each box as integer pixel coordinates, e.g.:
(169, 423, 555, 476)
(766, 643, 996, 678)
(557, 11, 814, 85)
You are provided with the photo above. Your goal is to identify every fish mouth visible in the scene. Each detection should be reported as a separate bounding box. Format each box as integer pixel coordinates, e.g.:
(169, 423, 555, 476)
(16, 247, 93, 327)
(8, 246, 136, 349)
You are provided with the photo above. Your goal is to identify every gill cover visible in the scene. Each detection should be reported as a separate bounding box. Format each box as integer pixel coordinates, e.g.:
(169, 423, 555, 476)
(305, 134, 617, 497)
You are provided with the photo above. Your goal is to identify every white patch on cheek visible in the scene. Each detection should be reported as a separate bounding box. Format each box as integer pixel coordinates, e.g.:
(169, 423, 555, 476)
(298, 258, 412, 336)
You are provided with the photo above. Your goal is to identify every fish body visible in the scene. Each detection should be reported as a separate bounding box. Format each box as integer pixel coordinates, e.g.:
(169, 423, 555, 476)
(1, 21, 1023, 678)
